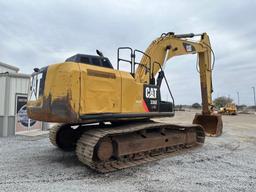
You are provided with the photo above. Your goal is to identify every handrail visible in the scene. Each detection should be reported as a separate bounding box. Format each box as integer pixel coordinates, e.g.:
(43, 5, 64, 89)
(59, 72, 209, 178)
(117, 47, 152, 80)
(134, 49, 151, 83)
(117, 47, 133, 73)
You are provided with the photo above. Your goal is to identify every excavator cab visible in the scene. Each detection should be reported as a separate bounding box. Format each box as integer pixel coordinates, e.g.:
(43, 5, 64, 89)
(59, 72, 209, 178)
(65, 53, 114, 69)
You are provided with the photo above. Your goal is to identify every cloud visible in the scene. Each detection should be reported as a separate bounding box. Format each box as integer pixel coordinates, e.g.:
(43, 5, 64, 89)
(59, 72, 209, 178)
(0, 0, 255, 105)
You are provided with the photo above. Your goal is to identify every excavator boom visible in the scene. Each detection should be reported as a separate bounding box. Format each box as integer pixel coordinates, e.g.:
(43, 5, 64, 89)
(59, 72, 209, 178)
(136, 32, 222, 136)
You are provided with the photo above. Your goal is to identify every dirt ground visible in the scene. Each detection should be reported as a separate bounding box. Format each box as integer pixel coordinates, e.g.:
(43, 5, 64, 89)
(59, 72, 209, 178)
(0, 111, 255, 192)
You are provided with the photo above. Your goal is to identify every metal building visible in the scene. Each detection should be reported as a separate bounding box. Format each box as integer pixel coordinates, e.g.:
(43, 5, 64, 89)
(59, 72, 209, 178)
(0, 61, 41, 137)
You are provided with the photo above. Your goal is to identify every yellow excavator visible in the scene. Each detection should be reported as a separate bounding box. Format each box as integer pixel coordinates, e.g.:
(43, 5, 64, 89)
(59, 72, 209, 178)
(219, 103, 237, 115)
(27, 32, 223, 172)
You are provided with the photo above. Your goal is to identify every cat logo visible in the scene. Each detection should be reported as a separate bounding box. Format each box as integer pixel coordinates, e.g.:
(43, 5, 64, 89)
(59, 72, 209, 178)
(145, 87, 157, 99)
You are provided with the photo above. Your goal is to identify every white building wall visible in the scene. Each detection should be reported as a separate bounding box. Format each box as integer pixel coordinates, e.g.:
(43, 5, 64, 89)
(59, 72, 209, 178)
(0, 61, 35, 137)
(8, 77, 30, 115)
(0, 76, 6, 115)
(0, 73, 31, 136)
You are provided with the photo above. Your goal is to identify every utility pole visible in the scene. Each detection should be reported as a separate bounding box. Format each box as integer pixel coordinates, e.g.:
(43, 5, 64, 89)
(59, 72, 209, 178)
(252, 86, 256, 111)
(237, 91, 240, 105)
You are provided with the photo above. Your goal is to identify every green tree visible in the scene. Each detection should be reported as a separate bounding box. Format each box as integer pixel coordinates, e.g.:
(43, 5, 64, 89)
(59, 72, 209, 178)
(192, 103, 201, 109)
(213, 96, 233, 108)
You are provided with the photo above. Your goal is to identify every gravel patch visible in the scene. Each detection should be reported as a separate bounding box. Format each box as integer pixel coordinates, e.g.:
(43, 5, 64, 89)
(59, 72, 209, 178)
(0, 112, 255, 192)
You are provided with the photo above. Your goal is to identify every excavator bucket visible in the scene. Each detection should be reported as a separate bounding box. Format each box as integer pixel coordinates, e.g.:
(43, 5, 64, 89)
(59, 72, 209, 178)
(193, 113, 223, 137)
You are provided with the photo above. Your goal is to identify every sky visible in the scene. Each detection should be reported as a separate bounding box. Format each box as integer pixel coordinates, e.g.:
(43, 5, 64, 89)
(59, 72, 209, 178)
(0, 0, 255, 105)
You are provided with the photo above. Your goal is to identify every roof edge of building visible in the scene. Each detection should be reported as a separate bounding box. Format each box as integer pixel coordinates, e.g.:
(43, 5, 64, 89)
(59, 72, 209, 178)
(0, 61, 20, 72)
(0, 72, 30, 78)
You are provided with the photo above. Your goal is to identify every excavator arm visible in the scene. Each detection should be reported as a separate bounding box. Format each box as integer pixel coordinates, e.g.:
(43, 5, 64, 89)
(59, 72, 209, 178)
(136, 32, 222, 136)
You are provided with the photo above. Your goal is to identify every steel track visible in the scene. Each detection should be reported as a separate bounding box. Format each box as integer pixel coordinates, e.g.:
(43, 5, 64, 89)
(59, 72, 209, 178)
(76, 122, 205, 173)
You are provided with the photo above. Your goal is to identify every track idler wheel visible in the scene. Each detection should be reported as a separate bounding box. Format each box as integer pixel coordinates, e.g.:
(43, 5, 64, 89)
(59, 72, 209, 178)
(193, 113, 223, 137)
(49, 124, 82, 151)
